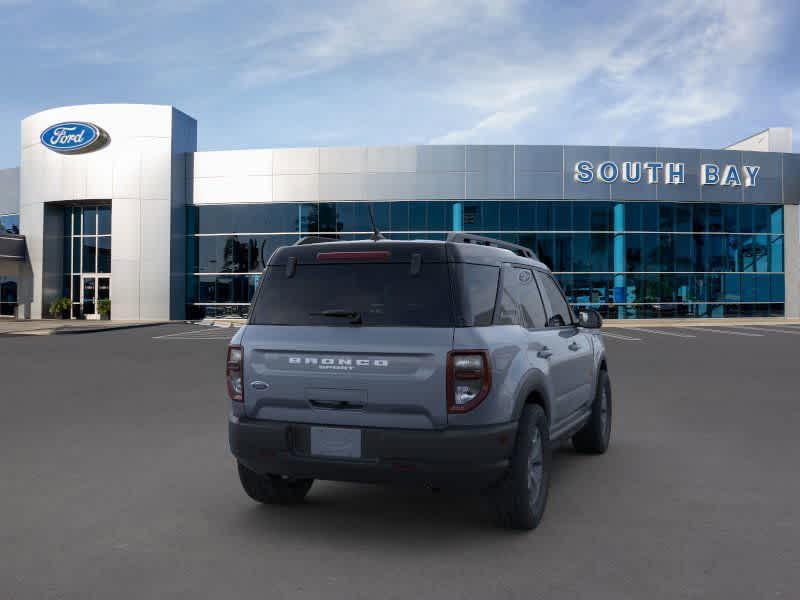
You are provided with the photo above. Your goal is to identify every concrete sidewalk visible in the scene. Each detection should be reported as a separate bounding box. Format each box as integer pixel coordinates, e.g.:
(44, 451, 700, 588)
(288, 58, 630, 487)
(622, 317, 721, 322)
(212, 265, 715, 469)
(0, 319, 169, 336)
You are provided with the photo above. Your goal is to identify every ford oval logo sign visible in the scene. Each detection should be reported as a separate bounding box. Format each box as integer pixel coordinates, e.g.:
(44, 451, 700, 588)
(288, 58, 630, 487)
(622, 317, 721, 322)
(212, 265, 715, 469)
(40, 122, 110, 154)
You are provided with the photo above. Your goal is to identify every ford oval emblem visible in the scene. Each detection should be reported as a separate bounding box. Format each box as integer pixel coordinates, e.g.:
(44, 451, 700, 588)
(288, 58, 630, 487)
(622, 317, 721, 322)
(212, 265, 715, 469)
(40, 122, 110, 154)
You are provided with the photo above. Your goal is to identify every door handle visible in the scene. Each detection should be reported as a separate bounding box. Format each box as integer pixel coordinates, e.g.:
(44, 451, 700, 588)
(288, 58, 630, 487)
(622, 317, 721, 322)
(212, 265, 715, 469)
(251, 381, 270, 390)
(537, 347, 553, 359)
(568, 341, 580, 351)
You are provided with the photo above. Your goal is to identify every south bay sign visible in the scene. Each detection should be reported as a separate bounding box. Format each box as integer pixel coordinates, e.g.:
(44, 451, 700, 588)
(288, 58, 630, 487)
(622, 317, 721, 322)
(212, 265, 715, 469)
(574, 160, 760, 187)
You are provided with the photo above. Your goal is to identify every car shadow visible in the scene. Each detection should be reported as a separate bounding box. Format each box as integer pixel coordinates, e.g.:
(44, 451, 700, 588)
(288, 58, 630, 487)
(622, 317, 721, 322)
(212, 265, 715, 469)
(226, 444, 598, 546)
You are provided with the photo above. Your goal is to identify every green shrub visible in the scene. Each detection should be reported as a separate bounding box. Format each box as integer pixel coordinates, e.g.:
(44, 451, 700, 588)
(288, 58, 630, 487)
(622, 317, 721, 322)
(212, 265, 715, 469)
(48, 297, 72, 317)
(98, 299, 111, 316)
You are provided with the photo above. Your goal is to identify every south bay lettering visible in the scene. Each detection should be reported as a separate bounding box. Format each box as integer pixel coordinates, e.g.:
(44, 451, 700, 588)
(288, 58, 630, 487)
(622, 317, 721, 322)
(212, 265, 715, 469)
(574, 161, 760, 187)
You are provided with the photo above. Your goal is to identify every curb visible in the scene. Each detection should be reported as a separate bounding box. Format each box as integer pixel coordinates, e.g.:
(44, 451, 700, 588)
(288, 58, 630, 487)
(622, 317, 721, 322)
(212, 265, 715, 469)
(5, 322, 170, 336)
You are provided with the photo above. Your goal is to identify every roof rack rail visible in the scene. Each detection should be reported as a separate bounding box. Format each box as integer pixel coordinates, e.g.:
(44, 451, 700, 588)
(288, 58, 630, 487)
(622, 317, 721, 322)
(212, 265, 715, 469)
(293, 235, 342, 246)
(446, 232, 537, 260)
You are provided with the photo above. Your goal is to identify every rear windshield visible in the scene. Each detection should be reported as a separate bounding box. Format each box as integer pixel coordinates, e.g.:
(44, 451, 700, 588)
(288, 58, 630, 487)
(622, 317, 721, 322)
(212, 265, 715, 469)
(250, 263, 454, 327)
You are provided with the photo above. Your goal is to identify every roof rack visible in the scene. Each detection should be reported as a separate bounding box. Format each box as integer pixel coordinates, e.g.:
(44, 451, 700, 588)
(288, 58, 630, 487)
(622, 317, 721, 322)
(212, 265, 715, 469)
(293, 235, 342, 246)
(446, 232, 537, 260)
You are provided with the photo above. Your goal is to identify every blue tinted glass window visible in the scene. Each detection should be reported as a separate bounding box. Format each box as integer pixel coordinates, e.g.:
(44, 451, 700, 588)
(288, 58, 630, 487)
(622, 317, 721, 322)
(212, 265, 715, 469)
(675, 235, 692, 271)
(722, 273, 740, 301)
(0, 214, 19, 234)
(554, 202, 571, 230)
(97, 237, 111, 273)
(554, 234, 572, 271)
(626, 234, 642, 271)
(316, 203, 339, 233)
(723, 204, 738, 232)
(675, 204, 691, 232)
(769, 206, 783, 234)
(573, 202, 590, 231)
(625, 203, 641, 231)
(537, 202, 553, 230)
(517, 202, 535, 230)
(483, 202, 500, 230)
(752, 205, 770, 234)
(409, 202, 426, 231)
(692, 204, 707, 232)
(428, 202, 450, 231)
(755, 274, 771, 302)
(769, 235, 783, 272)
(739, 205, 753, 233)
(390, 202, 409, 231)
(83, 208, 96, 236)
(572, 234, 590, 271)
(642, 203, 658, 231)
(642, 234, 659, 271)
(500, 202, 518, 231)
(771, 274, 785, 302)
(707, 204, 722, 233)
(97, 206, 111, 235)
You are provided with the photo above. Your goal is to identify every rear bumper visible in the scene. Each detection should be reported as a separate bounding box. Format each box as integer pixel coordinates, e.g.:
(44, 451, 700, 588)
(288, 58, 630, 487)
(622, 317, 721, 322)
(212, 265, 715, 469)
(229, 416, 517, 487)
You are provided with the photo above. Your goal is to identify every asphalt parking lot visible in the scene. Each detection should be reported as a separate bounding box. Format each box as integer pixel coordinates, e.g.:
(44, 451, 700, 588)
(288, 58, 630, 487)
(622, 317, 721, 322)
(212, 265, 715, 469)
(2, 322, 799, 599)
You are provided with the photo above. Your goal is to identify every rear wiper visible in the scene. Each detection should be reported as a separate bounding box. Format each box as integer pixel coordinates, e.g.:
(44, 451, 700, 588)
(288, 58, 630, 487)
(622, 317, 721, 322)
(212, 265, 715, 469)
(309, 309, 362, 324)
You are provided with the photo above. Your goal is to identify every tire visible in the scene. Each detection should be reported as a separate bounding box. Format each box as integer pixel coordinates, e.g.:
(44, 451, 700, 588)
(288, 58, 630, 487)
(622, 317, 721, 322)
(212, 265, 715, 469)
(491, 404, 551, 530)
(572, 369, 612, 454)
(237, 462, 313, 505)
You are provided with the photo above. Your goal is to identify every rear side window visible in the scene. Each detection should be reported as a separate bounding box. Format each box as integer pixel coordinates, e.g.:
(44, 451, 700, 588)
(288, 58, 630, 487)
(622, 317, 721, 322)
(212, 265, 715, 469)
(455, 263, 499, 326)
(536, 272, 573, 327)
(251, 263, 454, 327)
(495, 266, 547, 329)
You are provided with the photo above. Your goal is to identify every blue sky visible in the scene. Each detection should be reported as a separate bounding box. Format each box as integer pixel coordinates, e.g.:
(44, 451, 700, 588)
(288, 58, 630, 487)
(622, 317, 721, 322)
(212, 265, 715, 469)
(1, 0, 798, 167)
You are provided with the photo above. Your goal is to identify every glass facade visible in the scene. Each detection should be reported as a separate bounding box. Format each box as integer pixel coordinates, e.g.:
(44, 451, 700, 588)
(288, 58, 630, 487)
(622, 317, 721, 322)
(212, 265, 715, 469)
(0, 275, 16, 316)
(63, 206, 111, 318)
(186, 201, 785, 319)
(0, 213, 19, 234)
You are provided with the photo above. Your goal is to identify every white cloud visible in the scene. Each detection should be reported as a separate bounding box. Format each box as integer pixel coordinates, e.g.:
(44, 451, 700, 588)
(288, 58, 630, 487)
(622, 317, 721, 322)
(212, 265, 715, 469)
(430, 106, 536, 143)
(428, 0, 778, 144)
(237, 0, 520, 87)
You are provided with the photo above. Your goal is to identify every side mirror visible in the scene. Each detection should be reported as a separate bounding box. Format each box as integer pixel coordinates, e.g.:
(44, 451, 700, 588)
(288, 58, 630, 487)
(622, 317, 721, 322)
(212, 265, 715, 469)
(577, 308, 602, 329)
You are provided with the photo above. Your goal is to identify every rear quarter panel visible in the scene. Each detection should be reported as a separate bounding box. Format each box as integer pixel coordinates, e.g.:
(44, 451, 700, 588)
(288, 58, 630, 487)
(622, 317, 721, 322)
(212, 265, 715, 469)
(450, 326, 543, 426)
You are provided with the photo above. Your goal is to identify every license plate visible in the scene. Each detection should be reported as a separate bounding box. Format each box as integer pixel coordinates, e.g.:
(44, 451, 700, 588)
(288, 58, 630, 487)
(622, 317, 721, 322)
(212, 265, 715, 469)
(310, 427, 362, 459)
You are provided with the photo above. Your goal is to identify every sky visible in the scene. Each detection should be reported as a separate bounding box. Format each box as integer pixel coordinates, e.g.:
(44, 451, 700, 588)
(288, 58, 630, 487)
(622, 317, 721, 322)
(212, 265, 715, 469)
(0, 0, 799, 167)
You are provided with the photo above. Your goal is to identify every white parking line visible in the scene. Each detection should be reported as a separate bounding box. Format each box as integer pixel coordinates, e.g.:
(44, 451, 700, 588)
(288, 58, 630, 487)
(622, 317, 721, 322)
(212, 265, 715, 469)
(684, 327, 764, 337)
(153, 328, 235, 340)
(624, 327, 696, 338)
(729, 326, 800, 335)
(601, 331, 642, 341)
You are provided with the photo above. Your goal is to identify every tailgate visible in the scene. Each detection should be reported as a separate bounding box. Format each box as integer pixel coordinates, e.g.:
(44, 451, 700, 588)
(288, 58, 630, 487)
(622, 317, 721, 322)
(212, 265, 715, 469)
(242, 325, 453, 429)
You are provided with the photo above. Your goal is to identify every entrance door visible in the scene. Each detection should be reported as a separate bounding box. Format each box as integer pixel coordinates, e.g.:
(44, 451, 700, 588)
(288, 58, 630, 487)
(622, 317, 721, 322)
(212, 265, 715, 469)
(82, 276, 96, 316)
(79, 276, 110, 318)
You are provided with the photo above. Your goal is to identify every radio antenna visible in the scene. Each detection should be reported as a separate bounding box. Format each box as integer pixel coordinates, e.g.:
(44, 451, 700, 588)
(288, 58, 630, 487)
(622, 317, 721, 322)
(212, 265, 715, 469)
(367, 204, 385, 241)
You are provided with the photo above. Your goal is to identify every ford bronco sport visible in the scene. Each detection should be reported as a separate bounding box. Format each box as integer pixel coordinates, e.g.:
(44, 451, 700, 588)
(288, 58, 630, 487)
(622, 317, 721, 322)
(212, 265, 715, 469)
(228, 233, 611, 530)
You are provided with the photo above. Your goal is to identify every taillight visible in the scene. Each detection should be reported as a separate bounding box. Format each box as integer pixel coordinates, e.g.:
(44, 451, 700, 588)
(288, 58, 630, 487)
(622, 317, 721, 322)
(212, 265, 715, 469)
(226, 345, 243, 402)
(447, 350, 491, 413)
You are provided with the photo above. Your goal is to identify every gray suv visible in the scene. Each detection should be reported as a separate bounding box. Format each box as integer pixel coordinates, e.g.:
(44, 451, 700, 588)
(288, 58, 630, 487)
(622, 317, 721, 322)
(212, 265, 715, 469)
(228, 233, 611, 529)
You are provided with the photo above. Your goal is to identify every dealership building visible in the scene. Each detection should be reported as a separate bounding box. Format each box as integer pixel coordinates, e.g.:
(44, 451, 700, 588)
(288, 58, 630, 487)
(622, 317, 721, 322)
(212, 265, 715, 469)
(0, 103, 798, 321)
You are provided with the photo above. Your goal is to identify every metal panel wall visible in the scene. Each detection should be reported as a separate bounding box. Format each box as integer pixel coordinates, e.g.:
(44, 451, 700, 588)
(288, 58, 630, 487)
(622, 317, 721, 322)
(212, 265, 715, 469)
(191, 145, 798, 206)
(19, 104, 196, 320)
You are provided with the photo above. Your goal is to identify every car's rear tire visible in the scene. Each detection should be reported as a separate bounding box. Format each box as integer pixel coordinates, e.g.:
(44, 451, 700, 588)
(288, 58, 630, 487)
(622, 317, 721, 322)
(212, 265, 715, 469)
(572, 369, 612, 454)
(237, 462, 313, 505)
(491, 404, 550, 530)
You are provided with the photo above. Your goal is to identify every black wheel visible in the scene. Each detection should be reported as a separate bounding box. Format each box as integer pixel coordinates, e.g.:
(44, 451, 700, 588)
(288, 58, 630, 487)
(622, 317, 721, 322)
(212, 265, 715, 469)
(237, 462, 313, 505)
(572, 369, 612, 454)
(491, 404, 551, 530)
